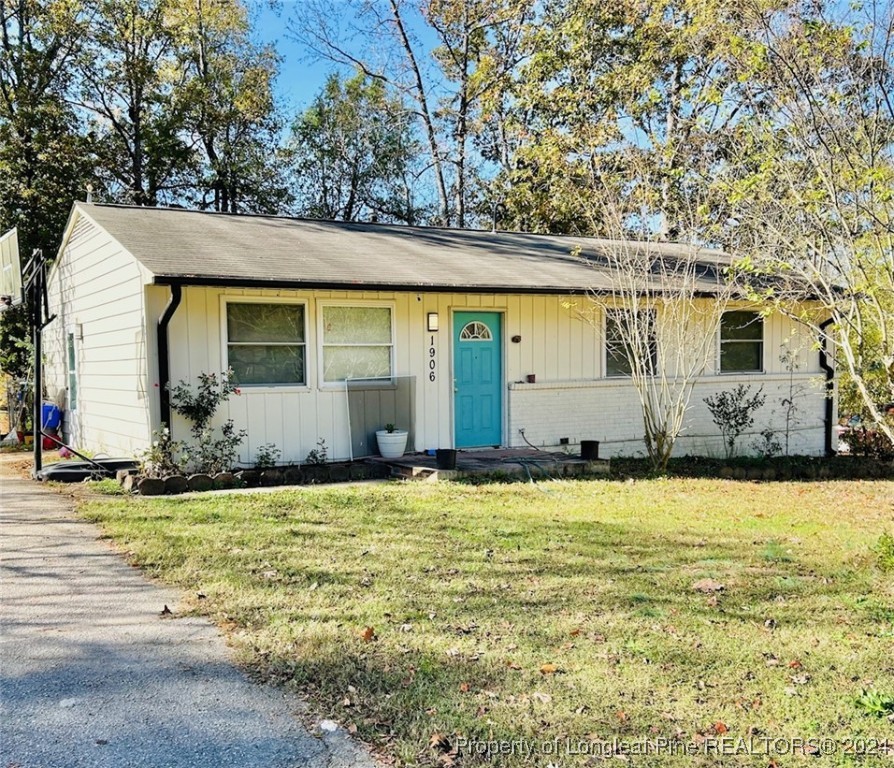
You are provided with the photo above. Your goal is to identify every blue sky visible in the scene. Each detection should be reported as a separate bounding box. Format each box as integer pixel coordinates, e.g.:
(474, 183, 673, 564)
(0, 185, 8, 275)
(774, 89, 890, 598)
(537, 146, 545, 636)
(254, 3, 331, 113)
(252, 1, 441, 117)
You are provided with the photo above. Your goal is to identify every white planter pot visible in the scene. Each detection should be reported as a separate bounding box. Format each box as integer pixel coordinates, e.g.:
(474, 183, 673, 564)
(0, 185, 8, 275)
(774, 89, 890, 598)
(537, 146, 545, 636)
(376, 430, 408, 459)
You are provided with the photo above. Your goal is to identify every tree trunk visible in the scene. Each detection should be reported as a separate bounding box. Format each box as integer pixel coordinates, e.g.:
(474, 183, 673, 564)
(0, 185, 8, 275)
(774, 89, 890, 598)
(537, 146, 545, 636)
(389, 0, 451, 225)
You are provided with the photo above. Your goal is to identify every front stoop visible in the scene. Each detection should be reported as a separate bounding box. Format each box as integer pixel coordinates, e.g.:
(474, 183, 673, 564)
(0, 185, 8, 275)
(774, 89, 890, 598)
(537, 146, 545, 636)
(369, 449, 611, 482)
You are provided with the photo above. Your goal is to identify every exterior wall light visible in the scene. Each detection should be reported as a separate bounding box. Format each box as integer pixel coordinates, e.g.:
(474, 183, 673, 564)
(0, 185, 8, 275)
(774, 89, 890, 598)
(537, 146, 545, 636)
(427, 312, 439, 332)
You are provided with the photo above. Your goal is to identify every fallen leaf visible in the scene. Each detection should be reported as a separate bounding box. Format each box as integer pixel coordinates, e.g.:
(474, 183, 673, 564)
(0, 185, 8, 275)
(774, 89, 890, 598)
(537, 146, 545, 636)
(712, 722, 728, 735)
(430, 733, 452, 752)
(459, 682, 470, 693)
(506, 660, 522, 670)
(532, 691, 552, 704)
(569, 628, 582, 637)
(540, 663, 558, 675)
(160, 605, 172, 617)
(692, 579, 725, 593)
(360, 626, 376, 643)
(788, 659, 803, 669)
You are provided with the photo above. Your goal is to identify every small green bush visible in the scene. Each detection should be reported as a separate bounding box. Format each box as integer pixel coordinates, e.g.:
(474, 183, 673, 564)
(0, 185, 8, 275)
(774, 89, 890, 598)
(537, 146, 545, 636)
(855, 689, 894, 718)
(254, 443, 281, 469)
(875, 532, 894, 572)
(840, 426, 894, 460)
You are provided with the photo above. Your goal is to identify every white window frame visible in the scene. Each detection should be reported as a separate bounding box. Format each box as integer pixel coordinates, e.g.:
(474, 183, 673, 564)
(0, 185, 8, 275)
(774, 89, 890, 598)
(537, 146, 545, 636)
(66, 329, 78, 410)
(220, 296, 310, 391)
(603, 308, 657, 378)
(717, 310, 765, 375)
(317, 300, 396, 389)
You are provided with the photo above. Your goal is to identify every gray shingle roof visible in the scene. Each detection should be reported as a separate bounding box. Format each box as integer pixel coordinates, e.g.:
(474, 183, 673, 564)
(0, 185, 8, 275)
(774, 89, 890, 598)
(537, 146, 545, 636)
(77, 203, 732, 295)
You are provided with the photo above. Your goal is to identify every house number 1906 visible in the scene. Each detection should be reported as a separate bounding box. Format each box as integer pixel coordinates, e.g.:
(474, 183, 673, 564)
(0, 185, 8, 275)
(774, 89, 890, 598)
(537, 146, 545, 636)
(428, 335, 436, 381)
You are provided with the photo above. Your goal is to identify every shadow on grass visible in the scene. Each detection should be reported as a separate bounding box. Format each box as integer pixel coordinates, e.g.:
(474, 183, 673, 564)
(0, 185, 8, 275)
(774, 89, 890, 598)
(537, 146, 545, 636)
(80, 484, 893, 767)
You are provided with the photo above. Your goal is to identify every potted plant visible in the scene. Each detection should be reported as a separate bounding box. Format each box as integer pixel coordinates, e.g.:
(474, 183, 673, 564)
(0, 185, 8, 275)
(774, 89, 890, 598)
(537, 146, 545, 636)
(376, 423, 408, 459)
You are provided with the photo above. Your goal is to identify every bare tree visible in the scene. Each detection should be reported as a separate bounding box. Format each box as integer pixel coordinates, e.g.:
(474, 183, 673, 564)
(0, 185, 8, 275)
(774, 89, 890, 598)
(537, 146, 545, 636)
(288, 0, 531, 227)
(290, 0, 450, 222)
(727, 0, 894, 444)
(576, 176, 740, 472)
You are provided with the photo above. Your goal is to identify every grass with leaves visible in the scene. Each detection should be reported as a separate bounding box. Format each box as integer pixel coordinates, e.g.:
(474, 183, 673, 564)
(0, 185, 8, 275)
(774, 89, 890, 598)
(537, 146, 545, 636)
(80, 478, 894, 767)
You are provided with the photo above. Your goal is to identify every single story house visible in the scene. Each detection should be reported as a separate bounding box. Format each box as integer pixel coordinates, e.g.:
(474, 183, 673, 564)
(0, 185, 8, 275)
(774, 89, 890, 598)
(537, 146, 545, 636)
(44, 203, 835, 463)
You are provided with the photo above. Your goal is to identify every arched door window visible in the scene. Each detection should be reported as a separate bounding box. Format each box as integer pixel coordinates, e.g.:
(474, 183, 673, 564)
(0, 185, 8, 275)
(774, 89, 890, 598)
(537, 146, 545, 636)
(459, 321, 493, 341)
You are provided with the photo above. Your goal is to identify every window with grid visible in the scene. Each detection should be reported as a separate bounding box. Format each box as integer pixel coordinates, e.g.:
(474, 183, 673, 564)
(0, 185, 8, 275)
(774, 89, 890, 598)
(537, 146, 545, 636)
(225, 302, 306, 386)
(321, 305, 393, 383)
(719, 311, 764, 373)
(605, 309, 657, 377)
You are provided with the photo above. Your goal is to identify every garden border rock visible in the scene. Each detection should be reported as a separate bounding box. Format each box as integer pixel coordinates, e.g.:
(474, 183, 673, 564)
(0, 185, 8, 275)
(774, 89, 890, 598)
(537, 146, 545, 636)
(120, 461, 369, 495)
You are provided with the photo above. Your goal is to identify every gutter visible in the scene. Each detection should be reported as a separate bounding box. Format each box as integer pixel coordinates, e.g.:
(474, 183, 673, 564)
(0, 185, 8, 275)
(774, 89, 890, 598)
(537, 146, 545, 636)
(157, 285, 182, 428)
(818, 317, 836, 456)
(152, 275, 724, 299)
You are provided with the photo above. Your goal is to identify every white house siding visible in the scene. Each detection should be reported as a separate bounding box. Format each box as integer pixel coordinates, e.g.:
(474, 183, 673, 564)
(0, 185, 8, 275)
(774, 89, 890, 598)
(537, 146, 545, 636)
(45, 213, 154, 455)
(168, 286, 832, 463)
(506, 302, 831, 458)
(508, 375, 829, 458)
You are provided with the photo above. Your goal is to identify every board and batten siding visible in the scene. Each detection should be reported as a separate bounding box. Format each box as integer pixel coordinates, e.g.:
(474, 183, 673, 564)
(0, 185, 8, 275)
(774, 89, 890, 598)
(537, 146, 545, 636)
(167, 286, 831, 463)
(45, 213, 154, 455)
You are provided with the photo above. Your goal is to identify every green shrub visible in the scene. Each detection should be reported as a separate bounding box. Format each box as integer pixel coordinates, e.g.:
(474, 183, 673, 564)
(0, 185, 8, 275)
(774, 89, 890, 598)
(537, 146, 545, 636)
(855, 689, 894, 717)
(254, 443, 281, 469)
(876, 532, 894, 572)
(704, 384, 766, 458)
(839, 426, 894, 460)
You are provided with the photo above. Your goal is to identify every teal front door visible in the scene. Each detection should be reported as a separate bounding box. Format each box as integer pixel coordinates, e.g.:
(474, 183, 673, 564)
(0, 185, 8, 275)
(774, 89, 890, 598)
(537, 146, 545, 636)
(454, 312, 502, 448)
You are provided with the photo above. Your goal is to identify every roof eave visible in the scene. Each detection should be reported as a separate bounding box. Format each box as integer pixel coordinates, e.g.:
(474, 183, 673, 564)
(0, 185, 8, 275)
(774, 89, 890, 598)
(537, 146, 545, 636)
(152, 274, 725, 298)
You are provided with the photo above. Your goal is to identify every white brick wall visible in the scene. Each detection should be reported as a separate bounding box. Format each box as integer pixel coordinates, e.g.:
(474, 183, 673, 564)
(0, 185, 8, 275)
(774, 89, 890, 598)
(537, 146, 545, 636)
(508, 373, 831, 458)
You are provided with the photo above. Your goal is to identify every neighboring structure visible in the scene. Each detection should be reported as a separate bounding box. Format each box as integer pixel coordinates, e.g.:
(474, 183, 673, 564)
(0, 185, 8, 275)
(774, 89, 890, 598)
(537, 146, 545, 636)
(44, 203, 834, 462)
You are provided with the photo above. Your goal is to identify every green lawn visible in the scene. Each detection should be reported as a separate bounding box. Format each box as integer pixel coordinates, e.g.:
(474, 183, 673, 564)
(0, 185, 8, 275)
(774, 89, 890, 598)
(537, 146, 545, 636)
(80, 478, 894, 767)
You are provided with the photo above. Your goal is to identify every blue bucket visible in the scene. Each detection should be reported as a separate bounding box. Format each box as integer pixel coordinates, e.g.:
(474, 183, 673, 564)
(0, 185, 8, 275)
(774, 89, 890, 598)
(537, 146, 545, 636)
(41, 403, 61, 429)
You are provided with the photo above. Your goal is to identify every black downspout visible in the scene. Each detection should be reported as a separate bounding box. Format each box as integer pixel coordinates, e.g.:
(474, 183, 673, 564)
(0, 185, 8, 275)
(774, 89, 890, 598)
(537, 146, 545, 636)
(157, 285, 182, 429)
(819, 317, 836, 457)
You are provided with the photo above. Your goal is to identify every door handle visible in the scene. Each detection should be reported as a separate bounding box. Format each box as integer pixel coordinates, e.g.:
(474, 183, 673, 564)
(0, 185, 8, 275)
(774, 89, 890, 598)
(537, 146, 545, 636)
(453, 378, 458, 393)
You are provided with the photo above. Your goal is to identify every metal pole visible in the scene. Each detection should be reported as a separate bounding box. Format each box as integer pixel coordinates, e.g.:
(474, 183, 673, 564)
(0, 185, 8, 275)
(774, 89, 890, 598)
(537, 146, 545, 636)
(32, 262, 42, 477)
